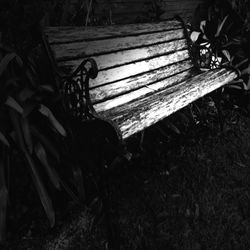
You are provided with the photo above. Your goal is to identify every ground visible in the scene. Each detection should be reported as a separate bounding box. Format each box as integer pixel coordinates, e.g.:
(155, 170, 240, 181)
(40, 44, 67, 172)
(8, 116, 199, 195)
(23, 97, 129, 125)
(7, 90, 250, 250)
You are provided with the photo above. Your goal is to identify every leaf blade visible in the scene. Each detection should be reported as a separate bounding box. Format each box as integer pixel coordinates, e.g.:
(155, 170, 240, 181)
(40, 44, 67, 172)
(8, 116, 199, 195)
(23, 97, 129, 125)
(5, 97, 23, 114)
(0, 159, 8, 243)
(39, 105, 66, 137)
(0, 132, 9, 147)
(0, 53, 17, 77)
(25, 152, 55, 227)
(35, 142, 60, 190)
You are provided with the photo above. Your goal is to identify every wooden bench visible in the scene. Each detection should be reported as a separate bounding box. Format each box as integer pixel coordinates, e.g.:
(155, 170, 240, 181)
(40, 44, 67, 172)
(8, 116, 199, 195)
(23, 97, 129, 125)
(45, 18, 238, 140)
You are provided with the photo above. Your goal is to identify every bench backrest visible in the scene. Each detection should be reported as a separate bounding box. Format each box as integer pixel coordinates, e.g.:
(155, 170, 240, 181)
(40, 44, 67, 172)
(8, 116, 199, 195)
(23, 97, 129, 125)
(45, 19, 193, 114)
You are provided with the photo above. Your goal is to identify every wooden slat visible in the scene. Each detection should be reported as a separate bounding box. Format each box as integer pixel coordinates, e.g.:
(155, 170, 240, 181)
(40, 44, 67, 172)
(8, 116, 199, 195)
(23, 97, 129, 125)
(51, 29, 184, 61)
(90, 60, 193, 103)
(60, 39, 187, 72)
(89, 49, 190, 87)
(45, 20, 182, 44)
(94, 68, 193, 112)
(99, 69, 237, 138)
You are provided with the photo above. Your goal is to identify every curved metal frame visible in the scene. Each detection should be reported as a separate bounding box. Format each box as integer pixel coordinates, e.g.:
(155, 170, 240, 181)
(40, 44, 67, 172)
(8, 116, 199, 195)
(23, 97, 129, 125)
(176, 15, 226, 71)
(62, 58, 98, 121)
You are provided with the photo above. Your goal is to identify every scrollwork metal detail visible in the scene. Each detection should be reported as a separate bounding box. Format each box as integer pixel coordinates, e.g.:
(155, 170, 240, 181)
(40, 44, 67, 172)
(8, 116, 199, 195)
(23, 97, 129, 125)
(192, 42, 222, 70)
(176, 15, 224, 71)
(62, 58, 98, 121)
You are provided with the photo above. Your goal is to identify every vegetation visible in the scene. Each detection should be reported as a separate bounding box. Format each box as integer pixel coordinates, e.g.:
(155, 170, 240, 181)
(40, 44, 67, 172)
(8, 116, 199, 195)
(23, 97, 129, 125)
(190, 0, 250, 90)
(0, 0, 87, 244)
(1, 0, 250, 249)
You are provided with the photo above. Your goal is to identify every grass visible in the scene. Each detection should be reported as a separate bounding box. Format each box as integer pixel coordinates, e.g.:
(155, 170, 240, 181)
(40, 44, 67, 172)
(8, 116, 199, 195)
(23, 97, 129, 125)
(8, 92, 250, 250)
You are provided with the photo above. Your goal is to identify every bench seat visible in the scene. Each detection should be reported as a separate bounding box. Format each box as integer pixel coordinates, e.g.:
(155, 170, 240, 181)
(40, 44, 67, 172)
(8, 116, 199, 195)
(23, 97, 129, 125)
(45, 19, 237, 139)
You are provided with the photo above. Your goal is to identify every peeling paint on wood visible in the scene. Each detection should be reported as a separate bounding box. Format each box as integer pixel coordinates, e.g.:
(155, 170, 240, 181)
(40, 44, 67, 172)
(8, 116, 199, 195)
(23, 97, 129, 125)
(51, 29, 185, 61)
(46, 16, 237, 140)
(89, 60, 193, 103)
(99, 69, 237, 138)
(60, 39, 188, 72)
(88, 50, 190, 87)
(45, 20, 181, 44)
(94, 69, 193, 112)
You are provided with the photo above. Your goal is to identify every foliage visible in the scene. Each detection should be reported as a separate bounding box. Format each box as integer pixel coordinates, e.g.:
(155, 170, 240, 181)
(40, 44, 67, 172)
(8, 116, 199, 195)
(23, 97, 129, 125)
(40, 0, 115, 26)
(190, 0, 250, 90)
(0, 40, 70, 244)
(143, 0, 165, 22)
(0, 1, 88, 244)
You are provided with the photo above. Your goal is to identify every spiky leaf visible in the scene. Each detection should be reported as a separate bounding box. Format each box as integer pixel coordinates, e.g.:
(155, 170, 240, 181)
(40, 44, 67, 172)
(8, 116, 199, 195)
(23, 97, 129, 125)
(35, 142, 60, 190)
(5, 97, 23, 114)
(0, 159, 8, 243)
(0, 132, 9, 147)
(39, 105, 66, 136)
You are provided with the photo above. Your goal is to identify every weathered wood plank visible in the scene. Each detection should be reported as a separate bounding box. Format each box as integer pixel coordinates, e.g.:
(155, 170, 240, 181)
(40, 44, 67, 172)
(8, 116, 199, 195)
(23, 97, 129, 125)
(90, 60, 193, 103)
(51, 29, 184, 61)
(88, 50, 190, 87)
(94, 68, 193, 112)
(45, 20, 182, 44)
(59, 39, 187, 72)
(99, 69, 237, 138)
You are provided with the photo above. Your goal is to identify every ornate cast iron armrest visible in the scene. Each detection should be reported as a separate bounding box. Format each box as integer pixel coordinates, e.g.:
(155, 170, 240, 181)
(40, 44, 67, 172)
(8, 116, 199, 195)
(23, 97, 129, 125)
(41, 27, 98, 120)
(62, 58, 98, 121)
(175, 15, 241, 77)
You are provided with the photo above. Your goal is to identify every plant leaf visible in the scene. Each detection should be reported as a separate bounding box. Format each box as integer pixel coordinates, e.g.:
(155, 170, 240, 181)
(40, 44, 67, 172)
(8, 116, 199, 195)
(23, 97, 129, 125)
(0, 132, 9, 147)
(4, 77, 19, 89)
(243, 82, 248, 91)
(72, 164, 85, 203)
(21, 118, 33, 154)
(241, 67, 250, 75)
(18, 88, 35, 102)
(57, 175, 80, 204)
(9, 109, 26, 150)
(215, 15, 228, 37)
(5, 97, 23, 114)
(164, 120, 181, 134)
(31, 126, 60, 162)
(25, 69, 37, 88)
(0, 53, 16, 77)
(200, 20, 206, 33)
(190, 31, 201, 43)
(24, 151, 55, 227)
(23, 102, 38, 117)
(35, 142, 60, 190)
(0, 159, 8, 243)
(39, 105, 66, 136)
(222, 50, 231, 61)
(39, 85, 55, 93)
(9, 109, 55, 226)
(247, 77, 250, 90)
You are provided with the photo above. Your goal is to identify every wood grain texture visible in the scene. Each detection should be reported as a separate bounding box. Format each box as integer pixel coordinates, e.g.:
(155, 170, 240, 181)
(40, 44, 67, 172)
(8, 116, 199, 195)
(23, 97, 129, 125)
(90, 60, 193, 103)
(45, 20, 182, 44)
(98, 69, 237, 138)
(94, 68, 193, 112)
(59, 39, 187, 72)
(88, 50, 190, 87)
(51, 29, 185, 61)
